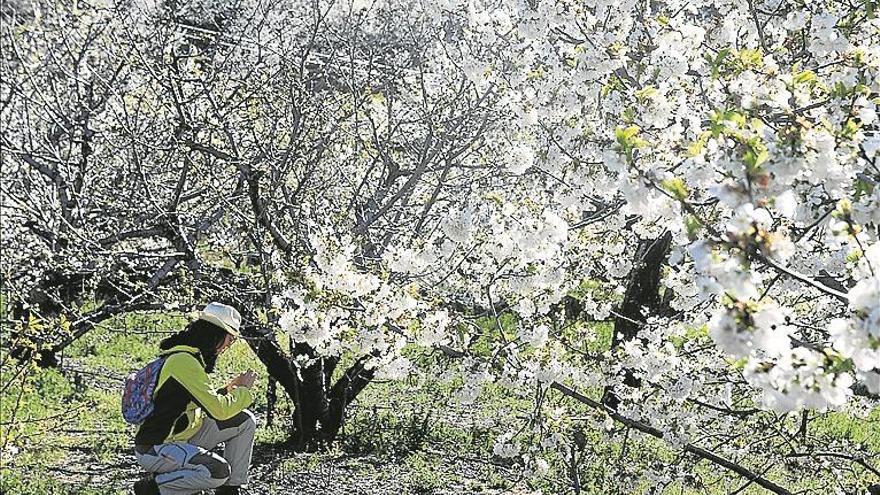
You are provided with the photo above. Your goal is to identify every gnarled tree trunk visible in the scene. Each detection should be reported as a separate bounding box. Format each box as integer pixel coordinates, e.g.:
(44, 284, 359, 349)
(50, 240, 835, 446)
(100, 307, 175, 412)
(603, 231, 673, 409)
(241, 319, 377, 451)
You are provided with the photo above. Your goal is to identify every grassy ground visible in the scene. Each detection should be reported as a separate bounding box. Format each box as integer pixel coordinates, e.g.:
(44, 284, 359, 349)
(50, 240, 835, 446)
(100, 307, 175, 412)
(0, 312, 878, 494)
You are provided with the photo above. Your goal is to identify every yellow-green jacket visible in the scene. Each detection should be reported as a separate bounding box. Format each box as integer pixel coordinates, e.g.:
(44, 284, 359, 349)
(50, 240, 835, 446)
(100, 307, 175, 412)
(134, 345, 253, 445)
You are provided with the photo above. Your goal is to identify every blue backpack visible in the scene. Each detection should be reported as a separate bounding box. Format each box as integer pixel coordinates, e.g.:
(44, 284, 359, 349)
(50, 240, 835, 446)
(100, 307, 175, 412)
(121, 356, 168, 425)
(121, 351, 195, 424)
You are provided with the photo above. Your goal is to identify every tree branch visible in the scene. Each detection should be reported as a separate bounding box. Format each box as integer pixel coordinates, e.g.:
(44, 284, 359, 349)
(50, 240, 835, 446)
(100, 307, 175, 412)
(549, 382, 793, 495)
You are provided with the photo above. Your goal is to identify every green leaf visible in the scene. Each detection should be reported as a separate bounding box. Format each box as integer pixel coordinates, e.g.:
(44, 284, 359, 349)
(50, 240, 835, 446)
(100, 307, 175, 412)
(840, 119, 859, 140)
(27, 314, 44, 332)
(829, 81, 853, 98)
(370, 92, 386, 106)
(601, 74, 627, 97)
(635, 86, 657, 103)
(707, 48, 730, 79)
(824, 353, 854, 375)
(726, 110, 747, 128)
(792, 69, 817, 87)
(854, 177, 875, 201)
(743, 148, 769, 170)
(834, 198, 854, 217)
(661, 177, 689, 201)
(58, 314, 71, 334)
(483, 191, 504, 206)
(738, 48, 764, 69)
(687, 139, 705, 157)
(528, 65, 549, 79)
(615, 125, 641, 144)
(684, 215, 702, 240)
(256, 308, 269, 325)
(729, 357, 749, 370)
(743, 137, 769, 172)
(709, 109, 747, 137)
(845, 249, 863, 263)
(615, 124, 647, 163)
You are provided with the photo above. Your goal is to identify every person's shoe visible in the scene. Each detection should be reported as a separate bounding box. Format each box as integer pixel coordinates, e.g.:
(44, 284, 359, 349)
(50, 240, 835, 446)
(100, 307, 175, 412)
(133, 476, 159, 495)
(215, 486, 241, 495)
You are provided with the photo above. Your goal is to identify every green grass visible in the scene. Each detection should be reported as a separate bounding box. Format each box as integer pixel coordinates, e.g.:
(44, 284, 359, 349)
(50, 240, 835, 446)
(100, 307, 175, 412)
(404, 452, 451, 494)
(813, 408, 880, 453)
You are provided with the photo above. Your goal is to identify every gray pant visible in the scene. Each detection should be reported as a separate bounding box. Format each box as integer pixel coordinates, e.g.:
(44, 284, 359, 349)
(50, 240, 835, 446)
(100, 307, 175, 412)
(134, 410, 256, 495)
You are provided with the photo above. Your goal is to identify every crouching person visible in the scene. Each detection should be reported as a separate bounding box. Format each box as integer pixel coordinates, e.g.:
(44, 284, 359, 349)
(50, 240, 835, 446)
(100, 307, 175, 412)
(131, 303, 258, 495)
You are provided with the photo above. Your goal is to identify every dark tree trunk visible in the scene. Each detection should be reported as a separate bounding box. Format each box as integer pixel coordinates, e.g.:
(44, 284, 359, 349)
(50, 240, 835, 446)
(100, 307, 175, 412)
(288, 350, 378, 449)
(288, 343, 332, 450)
(325, 354, 376, 439)
(610, 232, 673, 347)
(240, 320, 376, 451)
(266, 375, 276, 427)
(603, 232, 673, 409)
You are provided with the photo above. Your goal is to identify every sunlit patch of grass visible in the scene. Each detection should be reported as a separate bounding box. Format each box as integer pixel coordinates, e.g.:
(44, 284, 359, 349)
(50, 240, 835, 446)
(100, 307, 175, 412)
(1, 362, 76, 449)
(0, 353, 126, 494)
(68, 312, 180, 374)
(1, 467, 114, 494)
(405, 451, 455, 494)
(812, 407, 880, 453)
(575, 320, 614, 353)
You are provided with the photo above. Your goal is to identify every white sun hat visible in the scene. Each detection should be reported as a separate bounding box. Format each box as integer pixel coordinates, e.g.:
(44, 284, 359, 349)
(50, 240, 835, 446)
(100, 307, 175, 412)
(198, 302, 242, 338)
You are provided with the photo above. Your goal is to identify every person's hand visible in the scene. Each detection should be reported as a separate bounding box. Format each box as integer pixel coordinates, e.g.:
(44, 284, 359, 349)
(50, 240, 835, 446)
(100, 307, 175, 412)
(227, 370, 257, 390)
(239, 369, 257, 388)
